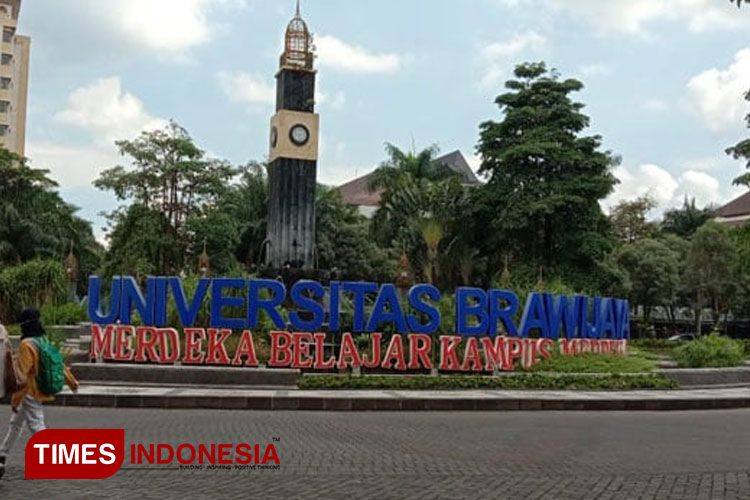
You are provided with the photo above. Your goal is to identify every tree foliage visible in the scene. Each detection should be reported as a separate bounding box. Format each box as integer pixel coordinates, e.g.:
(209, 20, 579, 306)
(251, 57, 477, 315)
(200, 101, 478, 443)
(368, 143, 464, 283)
(316, 186, 395, 282)
(96, 122, 239, 275)
(661, 197, 713, 238)
(476, 62, 618, 290)
(95, 122, 238, 226)
(610, 195, 657, 244)
(0, 148, 101, 295)
(0, 259, 68, 322)
(615, 238, 679, 321)
(219, 162, 269, 270)
(726, 89, 750, 187)
(684, 222, 740, 333)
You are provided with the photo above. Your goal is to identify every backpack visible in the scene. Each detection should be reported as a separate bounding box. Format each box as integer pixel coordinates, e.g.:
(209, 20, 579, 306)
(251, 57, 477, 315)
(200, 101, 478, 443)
(3, 343, 27, 395)
(31, 337, 65, 395)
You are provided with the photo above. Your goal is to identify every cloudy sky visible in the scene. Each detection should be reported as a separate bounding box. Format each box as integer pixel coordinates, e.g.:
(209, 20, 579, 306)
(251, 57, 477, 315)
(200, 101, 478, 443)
(19, 0, 750, 238)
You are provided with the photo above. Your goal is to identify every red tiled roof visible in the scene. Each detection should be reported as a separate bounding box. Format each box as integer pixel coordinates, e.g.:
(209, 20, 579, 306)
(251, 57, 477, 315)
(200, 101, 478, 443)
(337, 174, 382, 207)
(716, 191, 750, 218)
(337, 150, 480, 207)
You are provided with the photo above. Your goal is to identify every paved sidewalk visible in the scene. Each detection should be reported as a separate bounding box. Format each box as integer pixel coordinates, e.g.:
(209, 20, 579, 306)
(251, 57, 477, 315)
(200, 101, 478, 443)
(2, 407, 750, 499)
(43, 385, 750, 411)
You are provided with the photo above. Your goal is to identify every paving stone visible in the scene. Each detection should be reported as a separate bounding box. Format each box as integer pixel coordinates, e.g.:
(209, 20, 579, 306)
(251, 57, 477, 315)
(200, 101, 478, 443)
(1, 407, 749, 498)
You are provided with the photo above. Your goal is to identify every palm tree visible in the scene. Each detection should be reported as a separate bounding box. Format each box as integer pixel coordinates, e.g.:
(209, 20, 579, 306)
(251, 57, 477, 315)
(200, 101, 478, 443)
(368, 143, 465, 284)
(420, 218, 444, 284)
(0, 150, 102, 294)
(368, 143, 450, 192)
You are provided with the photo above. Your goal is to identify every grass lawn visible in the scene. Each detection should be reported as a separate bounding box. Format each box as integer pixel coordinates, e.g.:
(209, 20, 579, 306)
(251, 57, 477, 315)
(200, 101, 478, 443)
(530, 352, 656, 373)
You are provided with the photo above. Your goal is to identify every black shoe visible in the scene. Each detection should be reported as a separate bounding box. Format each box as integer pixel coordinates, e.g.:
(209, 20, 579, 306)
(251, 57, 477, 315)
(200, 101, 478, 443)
(0, 456, 5, 480)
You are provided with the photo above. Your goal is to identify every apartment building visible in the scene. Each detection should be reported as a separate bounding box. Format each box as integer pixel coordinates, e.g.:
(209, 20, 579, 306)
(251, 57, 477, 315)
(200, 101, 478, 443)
(0, 0, 28, 156)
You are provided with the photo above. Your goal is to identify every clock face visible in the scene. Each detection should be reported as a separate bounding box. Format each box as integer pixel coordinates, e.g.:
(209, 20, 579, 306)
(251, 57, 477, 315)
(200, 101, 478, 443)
(289, 124, 310, 146)
(270, 126, 278, 148)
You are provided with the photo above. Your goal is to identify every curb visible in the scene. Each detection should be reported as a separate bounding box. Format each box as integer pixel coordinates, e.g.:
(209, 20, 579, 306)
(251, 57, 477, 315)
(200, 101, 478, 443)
(45, 392, 750, 412)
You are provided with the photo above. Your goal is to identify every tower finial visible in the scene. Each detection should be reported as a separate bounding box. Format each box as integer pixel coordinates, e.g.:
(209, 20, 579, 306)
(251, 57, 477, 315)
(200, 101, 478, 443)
(295, 0, 301, 18)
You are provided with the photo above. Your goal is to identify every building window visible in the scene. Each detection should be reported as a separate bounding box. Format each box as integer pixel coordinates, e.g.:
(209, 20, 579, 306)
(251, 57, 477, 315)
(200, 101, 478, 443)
(1, 54, 12, 65)
(0, 101, 9, 112)
(0, 77, 9, 89)
(0, 125, 9, 137)
(3, 28, 13, 43)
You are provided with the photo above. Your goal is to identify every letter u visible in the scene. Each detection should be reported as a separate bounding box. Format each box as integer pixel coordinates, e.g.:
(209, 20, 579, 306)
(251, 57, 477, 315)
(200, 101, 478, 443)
(89, 276, 122, 324)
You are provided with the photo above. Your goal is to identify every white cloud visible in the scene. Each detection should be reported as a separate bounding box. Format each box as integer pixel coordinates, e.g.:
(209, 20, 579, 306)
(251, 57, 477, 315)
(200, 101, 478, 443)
(216, 71, 275, 106)
(84, 0, 249, 61)
(642, 98, 670, 112)
(607, 164, 679, 210)
(477, 31, 547, 88)
(683, 156, 722, 172)
(677, 170, 721, 208)
(498, 0, 750, 35)
(687, 48, 750, 133)
(33, 77, 168, 196)
(315, 35, 405, 74)
(606, 163, 736, 215)
(26, 142, 120, 190)
(579, 64, 612, 78)
(317, 90, 347, 110)
(55, 77, 167, 146)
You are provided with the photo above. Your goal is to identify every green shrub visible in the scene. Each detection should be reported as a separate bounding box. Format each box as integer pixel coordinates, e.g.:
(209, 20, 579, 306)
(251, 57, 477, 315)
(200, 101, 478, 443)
(41, 303, 88, 326)
(0, 260, 67, 322)
(741, 339, 750, 358)
(299, 373, 677, 391)
(672, 334, 745, 368)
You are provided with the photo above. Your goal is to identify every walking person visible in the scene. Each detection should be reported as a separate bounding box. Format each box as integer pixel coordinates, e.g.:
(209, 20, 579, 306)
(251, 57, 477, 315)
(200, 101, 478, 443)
(0, 308, 79, 479)
(0, 321, 9, 400)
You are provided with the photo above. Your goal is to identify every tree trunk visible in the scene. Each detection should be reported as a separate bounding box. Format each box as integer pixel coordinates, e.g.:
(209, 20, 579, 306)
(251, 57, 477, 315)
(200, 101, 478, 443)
(694, 308, 702, 337)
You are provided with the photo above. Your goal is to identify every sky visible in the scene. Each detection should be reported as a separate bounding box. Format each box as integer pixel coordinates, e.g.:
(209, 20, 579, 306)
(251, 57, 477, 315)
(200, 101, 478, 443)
(17, 0, 750, 241)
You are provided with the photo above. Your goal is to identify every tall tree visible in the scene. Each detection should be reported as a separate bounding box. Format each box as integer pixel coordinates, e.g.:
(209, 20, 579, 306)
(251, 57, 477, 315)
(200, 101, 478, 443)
(476, 62, 618, 290)
(0, 148, 101, 294)
(610, 195, 657, 244)
(95, 122, 238, 229)
(615, 238, 679, 323)
(684, 222, 740, 334)
(95, 122, 239, 274)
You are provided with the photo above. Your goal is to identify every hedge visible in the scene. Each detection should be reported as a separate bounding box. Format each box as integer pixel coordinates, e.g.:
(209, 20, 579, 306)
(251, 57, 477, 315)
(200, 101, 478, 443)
(299, 373, 677, 391)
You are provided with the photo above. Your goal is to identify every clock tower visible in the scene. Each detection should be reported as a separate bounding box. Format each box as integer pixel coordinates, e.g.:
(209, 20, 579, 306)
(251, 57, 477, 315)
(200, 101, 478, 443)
(266, 1, 320, 270)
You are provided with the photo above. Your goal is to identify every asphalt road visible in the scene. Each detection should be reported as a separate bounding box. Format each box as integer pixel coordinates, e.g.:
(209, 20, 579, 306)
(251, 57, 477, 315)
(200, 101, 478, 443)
(0, 406, 748, 499)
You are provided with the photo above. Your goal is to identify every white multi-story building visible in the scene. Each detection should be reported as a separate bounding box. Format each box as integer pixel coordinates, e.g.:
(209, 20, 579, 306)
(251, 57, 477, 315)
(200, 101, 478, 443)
(0, 0, 29, 156)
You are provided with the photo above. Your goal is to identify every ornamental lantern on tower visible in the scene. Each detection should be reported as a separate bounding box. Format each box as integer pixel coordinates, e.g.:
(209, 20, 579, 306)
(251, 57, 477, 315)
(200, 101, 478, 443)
(265, 0, 320, 271)
(396, 250, 413, 294)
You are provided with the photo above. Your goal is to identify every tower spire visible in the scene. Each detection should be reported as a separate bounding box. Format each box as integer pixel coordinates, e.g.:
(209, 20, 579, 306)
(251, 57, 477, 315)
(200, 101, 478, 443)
(281, 0, 313, 70)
